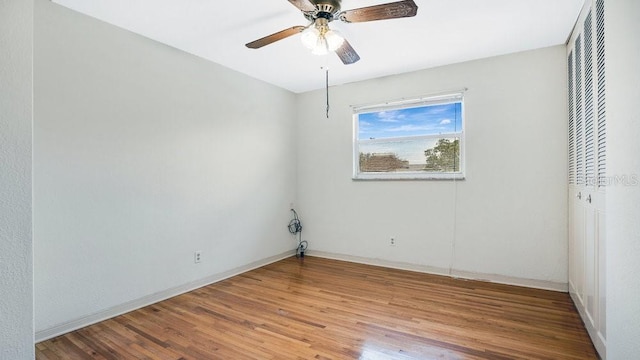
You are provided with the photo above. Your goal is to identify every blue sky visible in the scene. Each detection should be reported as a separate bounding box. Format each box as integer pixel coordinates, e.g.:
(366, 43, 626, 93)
(358, 102, 462, 139)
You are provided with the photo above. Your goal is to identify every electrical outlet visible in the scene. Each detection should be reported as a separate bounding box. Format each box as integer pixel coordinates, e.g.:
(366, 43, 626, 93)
(194, 251, 202, 264)
(390, 237, 396, 246)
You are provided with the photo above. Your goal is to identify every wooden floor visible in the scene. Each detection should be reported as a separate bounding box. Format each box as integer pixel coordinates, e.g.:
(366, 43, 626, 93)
(36, 256, 598, 359)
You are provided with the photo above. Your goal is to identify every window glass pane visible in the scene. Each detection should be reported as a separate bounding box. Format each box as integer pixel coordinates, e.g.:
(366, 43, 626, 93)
(353, 94, 464, 180)
(423, 137, 461, 173)
(358, 137, 460, 173)
(358, 102, 462, 140)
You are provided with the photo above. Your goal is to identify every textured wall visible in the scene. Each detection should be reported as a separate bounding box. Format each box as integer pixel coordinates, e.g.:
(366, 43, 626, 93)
(605, 0, 640, 358)
(297, 46, 568, 288)
(34, 0, 297, 335)
(0, 0, 34, 358)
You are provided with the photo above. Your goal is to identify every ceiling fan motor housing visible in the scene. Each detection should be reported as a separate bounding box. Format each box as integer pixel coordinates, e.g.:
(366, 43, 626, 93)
(308, 0, 342, 20)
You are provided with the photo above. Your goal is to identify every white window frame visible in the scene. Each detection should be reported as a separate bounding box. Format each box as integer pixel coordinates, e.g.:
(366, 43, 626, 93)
(352, 92, 465, 181)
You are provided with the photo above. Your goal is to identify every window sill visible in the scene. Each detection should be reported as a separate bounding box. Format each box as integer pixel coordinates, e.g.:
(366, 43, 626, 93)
(352, 172, 465, 181)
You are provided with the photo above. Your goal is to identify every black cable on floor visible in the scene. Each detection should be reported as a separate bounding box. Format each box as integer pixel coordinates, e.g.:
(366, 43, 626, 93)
(288, 209, 307, 258)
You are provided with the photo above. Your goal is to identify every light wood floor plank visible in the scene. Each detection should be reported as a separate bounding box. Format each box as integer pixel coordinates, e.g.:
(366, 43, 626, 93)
(36, 256, 598, 359)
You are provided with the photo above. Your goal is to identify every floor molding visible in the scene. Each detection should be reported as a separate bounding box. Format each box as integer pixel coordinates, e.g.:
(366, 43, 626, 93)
(36, 249, 568, 342)
(308, 250, 568, 292)
(35, 251, 293, 343)
(36, 256, 596, 359)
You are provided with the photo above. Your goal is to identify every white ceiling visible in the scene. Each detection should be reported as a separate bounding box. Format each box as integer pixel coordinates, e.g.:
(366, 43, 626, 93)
(51, 0, 584, 93)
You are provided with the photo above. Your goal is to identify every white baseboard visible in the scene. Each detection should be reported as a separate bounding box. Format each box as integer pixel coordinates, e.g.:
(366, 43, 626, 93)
(36, 249, 568, 343)
(308, 250, 568, 292)
(35, 251, 293, 343)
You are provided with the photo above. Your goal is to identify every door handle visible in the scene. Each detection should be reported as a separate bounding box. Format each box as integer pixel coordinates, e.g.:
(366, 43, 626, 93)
(587, 194, 592, 204)
(577, 192, 582, 200)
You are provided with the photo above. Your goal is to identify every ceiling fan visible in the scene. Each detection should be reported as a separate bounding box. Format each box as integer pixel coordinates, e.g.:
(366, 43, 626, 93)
(245, 0, 418, 65)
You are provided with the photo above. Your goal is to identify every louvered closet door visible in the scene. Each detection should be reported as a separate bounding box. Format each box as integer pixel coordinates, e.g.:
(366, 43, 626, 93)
(567, 0, 606, 356)
(595, 0, 606, 343)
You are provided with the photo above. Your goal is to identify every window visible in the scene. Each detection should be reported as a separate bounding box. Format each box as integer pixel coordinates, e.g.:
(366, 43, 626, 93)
(353, 93, 464, 180)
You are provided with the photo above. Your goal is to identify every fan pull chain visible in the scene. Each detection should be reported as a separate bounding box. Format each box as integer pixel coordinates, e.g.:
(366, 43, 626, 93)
(325, 67, 330, 118)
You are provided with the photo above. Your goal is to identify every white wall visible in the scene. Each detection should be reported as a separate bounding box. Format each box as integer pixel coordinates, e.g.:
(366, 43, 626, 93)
(297, 46, 568, 288)
(605, 1, 640, 358)
(0, 0, 34, 358)
(34, 0, 297, 337)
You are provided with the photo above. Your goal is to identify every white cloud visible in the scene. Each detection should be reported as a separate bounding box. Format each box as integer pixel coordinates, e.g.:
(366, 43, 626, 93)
(440, 119, 452, 125)
(376, 111, 405, 123)
(386, 125, 435, 132)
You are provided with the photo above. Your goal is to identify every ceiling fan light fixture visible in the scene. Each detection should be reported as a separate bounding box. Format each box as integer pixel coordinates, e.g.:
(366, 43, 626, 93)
(301, 26, 320, 49)
(325, 29, 345, 50)
(311, 37, 329, 55)
(301, 25, 344, 55)
(312, 31, 344, 55)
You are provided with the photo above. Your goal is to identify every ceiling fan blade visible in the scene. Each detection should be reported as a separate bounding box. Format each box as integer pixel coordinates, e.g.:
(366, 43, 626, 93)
(287, 0, 316, 12)
(246, 26, 306, 49)
(339, 0, 418, 23)
(335, 40, 360, 65)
